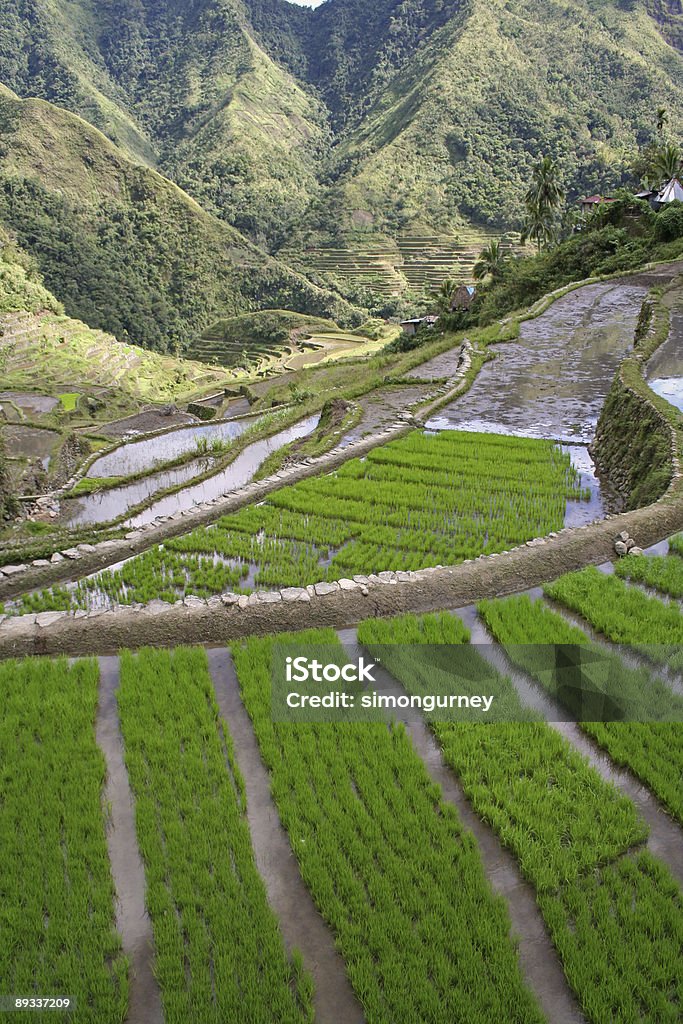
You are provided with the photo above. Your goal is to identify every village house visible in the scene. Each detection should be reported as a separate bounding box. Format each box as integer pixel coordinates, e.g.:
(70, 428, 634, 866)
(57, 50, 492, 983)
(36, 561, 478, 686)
(450, 285, 476, 311)
(399, 315, 439, 337)
(578, 195, 615, 217)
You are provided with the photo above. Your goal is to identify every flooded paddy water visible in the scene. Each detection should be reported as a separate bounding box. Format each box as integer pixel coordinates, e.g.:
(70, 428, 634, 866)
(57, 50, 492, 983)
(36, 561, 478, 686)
(647, 304, 683, 411)
(88, 412, 261, 477)
(60, 415, 319, 528)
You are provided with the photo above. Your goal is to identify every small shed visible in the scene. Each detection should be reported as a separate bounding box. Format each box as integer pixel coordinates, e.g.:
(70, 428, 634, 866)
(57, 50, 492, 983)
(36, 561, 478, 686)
(579, 195, 615, 217)
(400, 315, 439, 337)
(450, 285, 476, 311)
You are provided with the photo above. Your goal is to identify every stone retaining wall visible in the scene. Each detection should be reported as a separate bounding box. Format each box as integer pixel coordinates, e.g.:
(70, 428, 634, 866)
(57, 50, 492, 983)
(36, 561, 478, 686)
(2, 494, 682, 659)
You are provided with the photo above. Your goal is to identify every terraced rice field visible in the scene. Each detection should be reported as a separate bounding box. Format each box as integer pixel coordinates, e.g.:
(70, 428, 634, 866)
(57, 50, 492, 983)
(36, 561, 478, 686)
(1, 600, 682, 1021)
(0, 657, 128, 1022)
(357, 612, 683, 1022)
(298, 231, 517, 296)
(17, 430, 589, 612)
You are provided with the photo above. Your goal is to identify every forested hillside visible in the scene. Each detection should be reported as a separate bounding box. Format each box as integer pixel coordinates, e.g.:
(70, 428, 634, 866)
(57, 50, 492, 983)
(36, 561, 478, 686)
(0, 85, 356, 352)
(0, 0, 681, 352)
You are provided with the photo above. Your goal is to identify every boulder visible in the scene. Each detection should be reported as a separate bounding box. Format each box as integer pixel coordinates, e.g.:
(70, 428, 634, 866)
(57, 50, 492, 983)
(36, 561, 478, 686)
(314, 582, 339, 596)
(221, 593, 240, 606)
(50, 552, 65, 563)
(36, 611, 68, 628)
(61, 548, 82, 560)
(614, 541, 629, 556)
(281, 587, 311, 603)
(338, 578, 361, 591)
(629, 546, 644, 556)
(1, 564, 27, 576)
(617, 531, 630, 543)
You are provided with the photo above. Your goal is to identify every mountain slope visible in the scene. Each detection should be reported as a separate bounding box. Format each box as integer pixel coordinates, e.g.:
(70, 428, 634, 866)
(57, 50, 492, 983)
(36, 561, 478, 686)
(1, 0, 682, 268)
(308, 0, 683, 236)
(0, 85, 357, 352)
(0, 0, 331, 249)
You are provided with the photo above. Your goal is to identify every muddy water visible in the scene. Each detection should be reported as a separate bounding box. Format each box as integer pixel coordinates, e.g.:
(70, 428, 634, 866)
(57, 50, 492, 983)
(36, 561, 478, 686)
(427, 281, 648, 441)
(563, 444, 604, 527)
(61, 415, 318, 528)
(340, 386, 428, 446)
(96, 657, 163, 1024)
(89, 413, 260, 477)
(206, 649, 364, 1024)
(128, 415, 319, 527)
(341, 629, 585, 1024)
(3, 424, 59, 465)
(0, 391, 59, 417)
(647, 306, 683, 411)
(62, 457, 216, 527)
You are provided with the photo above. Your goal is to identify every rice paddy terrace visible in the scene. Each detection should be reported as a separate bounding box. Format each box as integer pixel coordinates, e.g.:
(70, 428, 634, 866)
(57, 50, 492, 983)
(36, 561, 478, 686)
(2, 270, 683, 1024)
(295, 230, 518, 297)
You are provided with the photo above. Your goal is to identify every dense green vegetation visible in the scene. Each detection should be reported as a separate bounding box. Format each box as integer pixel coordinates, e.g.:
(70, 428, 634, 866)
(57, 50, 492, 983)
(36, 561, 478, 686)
(231, 628, 545, 1023)
(356, 611, 683, 1022)
(0, 89, 356, 353)
(1, 0, 681, 249)
(118, 647, 312, 1024)
(17, 430, 587, 611)
(478, 595, 683, 824)
(0, 657, 128, 1022)
(545, 566, 683, 672)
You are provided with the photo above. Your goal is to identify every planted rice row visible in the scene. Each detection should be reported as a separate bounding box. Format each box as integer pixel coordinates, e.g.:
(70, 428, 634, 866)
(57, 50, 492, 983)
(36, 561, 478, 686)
(356, 612, 683, 1022)
(0, 658, 128, 1023)
(117, 647, 313, 1024)
(231, 628, 545, 1023)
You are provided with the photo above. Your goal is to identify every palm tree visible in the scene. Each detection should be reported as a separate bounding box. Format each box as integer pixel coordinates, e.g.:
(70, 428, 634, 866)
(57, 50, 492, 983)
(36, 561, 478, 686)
(525, 156, 565, 216)
(473, 240, 506, 282)
(428, 278, 460, 313)
(521, 202, 557, 254)
(655, 143, 682, 183)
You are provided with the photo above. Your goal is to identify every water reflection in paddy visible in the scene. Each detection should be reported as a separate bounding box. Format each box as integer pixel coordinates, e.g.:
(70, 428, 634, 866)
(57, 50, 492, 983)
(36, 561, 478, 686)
(88, 413, 260, 477)
(426, 281, 647, 442)
(647, 307, 683, 412)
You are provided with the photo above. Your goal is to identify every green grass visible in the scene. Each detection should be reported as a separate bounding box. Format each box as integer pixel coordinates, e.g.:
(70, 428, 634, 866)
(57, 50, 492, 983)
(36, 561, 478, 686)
(0, 657, 128, 1022)
(478, 595, 683, 825)
(232, 629, 545, 1024)
(58, 392, 79, 411)
(117, 647, 313, 1024)
(357, 612, 683, 1023)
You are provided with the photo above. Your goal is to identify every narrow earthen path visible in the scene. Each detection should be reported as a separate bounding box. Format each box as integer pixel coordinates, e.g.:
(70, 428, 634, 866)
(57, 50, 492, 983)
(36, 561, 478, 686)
(339, 629, 586, 1024)
(206, 648, 365, 1024)
(453, 608, 683, 888)
(96, 657, 164, 1024)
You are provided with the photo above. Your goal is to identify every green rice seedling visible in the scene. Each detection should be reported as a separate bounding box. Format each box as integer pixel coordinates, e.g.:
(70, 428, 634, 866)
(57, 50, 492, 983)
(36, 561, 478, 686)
(478, 595, 683, 824)
(0, 657, 128, 1022)
(357, 612, 683, 1023)
(36, 430, 589, 610)
(615, 552, 683, 598)
(118, 647, 312, 1024)
(232, 629, 545, 1024)
(545, 566, 683, 672)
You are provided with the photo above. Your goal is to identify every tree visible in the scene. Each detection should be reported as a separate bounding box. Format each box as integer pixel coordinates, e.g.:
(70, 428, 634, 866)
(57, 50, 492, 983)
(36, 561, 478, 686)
(654, 143, 682, 184)
(521, 203, 557, 253)
(428, 278, 460, 313)
(473, 241, 507, 282)
(524, 156, 565, 217)
(522, 156, 565, 252)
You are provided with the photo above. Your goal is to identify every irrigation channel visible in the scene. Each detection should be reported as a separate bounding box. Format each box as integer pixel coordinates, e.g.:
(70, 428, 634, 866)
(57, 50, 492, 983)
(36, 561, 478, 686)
(60, 415, 319, 527)
(647, 294, 683, 410)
